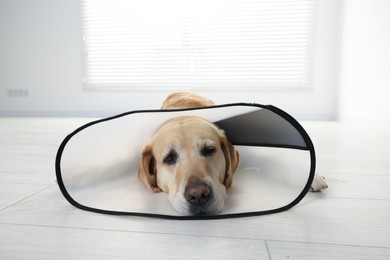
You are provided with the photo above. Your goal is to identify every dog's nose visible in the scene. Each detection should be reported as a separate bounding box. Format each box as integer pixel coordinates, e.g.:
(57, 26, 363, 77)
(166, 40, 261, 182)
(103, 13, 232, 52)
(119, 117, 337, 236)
(185, 182, 210, 207)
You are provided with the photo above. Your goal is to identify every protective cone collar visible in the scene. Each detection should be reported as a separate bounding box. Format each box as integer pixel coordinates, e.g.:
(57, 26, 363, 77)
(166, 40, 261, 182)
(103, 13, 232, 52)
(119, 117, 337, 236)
(55, 103, 315, 220)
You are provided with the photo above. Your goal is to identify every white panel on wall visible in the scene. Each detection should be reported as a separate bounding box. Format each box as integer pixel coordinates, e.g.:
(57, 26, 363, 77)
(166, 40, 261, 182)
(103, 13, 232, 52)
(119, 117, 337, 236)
(338, 0, 390, 128)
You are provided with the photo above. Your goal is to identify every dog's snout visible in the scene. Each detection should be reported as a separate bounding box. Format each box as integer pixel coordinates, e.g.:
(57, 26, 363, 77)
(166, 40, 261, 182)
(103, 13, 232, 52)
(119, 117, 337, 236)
(185, 182, 210, 207)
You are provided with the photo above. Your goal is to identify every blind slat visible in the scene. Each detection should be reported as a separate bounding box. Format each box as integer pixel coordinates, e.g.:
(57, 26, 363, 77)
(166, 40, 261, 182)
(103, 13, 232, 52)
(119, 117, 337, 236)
(81, 0, 316, 90)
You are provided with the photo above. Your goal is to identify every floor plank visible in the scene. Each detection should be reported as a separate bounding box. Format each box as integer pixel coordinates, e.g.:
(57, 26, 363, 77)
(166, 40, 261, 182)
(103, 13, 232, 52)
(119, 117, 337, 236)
(267, 240, 390, 260)
(0, 183, 50, 210)
(0, 223, 269, 260)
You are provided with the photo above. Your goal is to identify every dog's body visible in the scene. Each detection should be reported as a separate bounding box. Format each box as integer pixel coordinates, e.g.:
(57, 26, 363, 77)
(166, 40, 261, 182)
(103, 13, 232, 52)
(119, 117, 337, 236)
(138, 92, 327, 215)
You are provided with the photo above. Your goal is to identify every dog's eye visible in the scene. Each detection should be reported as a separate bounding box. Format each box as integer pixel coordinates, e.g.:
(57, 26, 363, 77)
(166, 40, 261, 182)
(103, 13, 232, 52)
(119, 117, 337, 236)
(163, 151, 177, 165)
(201, 146, 216, 157)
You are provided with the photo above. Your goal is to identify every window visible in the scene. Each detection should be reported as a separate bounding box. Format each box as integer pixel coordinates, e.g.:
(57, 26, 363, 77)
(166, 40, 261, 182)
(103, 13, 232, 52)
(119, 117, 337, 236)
(80, 0, 317, 90)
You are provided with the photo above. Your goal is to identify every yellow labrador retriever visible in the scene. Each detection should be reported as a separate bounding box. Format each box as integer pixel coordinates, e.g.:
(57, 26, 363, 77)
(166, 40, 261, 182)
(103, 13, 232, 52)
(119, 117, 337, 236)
(138, 92, 327, 216)
(138, 92, 239, 215)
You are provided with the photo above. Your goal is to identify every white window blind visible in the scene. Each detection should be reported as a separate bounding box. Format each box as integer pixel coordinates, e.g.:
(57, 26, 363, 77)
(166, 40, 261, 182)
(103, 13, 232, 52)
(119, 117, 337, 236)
(81, 0, 317, 90)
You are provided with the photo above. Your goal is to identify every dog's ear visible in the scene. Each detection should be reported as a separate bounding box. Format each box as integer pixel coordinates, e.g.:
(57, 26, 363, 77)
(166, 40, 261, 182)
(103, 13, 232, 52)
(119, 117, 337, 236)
(138, 144, 162, 193)
(220, 134, 240, 188)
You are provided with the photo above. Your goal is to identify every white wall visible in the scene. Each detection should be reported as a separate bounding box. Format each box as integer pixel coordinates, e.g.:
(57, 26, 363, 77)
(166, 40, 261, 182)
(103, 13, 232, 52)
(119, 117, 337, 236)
(338, 0, 390, 128)
(1, 0, 339, 119)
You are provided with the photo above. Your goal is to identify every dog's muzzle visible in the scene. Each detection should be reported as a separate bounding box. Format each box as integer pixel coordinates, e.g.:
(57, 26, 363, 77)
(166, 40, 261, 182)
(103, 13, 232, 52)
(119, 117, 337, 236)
(184, 179, 215, 215)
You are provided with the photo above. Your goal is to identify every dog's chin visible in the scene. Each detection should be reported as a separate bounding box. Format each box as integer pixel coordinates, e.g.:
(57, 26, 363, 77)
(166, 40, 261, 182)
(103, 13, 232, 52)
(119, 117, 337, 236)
(173, 202, 224, 216)
(188, 203, 222, 216)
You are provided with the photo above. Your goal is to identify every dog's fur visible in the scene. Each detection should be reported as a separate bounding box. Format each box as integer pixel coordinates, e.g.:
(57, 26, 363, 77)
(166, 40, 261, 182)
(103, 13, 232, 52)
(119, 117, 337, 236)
(138, 92, 327, 215)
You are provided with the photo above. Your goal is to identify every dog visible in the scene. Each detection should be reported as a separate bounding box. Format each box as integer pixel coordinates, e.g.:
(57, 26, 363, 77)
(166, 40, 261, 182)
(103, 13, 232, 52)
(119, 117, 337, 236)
(138, 92, 328, 215)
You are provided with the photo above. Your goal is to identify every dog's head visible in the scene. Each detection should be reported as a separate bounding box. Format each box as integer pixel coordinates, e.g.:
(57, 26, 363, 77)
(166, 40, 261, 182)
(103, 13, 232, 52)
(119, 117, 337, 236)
(138, 116, 240, 215)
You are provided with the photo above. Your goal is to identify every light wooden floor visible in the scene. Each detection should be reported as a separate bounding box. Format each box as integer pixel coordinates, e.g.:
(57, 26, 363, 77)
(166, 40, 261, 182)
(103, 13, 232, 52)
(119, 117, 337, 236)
(1, 118, 390, 259)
